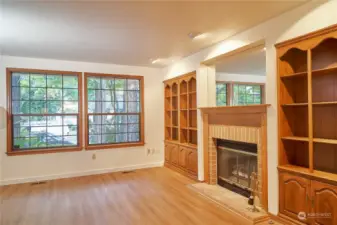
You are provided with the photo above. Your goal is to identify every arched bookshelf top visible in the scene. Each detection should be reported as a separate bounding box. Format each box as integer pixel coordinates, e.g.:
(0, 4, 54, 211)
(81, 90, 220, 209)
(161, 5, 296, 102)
(279, 47, 307, 76)
(312, 37, 337, 71)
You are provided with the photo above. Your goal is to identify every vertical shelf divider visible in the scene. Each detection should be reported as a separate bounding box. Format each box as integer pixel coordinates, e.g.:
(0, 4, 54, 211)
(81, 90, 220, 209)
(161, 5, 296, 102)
(308, 49, 314, 173)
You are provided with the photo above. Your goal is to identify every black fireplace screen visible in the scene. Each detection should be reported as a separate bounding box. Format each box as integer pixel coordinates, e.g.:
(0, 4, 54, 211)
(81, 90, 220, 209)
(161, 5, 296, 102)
(217, 139, 257, 197)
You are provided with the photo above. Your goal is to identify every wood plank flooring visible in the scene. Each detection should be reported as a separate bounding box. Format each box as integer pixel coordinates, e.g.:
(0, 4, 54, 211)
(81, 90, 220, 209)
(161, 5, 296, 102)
(0, 167, 279, 225)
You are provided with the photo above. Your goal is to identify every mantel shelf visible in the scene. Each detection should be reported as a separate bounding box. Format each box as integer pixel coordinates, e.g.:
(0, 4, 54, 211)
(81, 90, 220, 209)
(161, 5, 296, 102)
(281, 136, 309, 142)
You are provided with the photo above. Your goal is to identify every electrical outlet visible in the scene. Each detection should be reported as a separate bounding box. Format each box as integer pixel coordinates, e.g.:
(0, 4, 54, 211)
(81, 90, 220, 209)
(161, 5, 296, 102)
(147, 148, 151, 155)
(92, 153, 96, 160)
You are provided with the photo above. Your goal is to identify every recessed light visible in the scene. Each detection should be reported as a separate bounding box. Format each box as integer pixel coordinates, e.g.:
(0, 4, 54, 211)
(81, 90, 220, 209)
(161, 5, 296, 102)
(263, 47, 266, 51)
(151, 59, 160, 64)
(188, 32, 208, 40)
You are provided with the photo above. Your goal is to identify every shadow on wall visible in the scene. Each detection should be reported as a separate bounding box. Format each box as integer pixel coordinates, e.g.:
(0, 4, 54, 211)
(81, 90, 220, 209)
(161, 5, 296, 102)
(0, 107, 6, 129)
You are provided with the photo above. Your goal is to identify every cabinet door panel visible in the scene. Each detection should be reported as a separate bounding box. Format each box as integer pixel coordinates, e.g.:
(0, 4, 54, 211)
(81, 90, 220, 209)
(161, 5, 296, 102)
(186, 148, 198, 175)
(279, 172, 310, 224)
(164, 143, 171, 162)
(178, 147, 187, 169)
(170, 145, 179, 165)
(311, 180, 337, 225)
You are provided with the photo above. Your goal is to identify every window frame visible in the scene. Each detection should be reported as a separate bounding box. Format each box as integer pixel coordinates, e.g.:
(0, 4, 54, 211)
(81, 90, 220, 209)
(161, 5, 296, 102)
(84, 73, 145, 150)
(6, 68, 83, 156)
(216, 81, 230, 106)
(215, 81, 265, 106)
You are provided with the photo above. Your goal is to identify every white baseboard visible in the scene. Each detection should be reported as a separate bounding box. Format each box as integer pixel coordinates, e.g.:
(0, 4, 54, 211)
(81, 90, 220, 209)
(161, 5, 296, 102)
(0, 161, 164, 186)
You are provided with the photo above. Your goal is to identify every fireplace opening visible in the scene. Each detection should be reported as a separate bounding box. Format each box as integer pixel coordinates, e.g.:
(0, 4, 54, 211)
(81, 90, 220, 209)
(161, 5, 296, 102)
(217, 139, 257, 198)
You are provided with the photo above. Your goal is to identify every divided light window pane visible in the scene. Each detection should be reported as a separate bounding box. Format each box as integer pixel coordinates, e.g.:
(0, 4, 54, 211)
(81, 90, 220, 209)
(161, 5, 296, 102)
(232, 84, 262, 106)
(11, 72, 80, 151)
(87, 76, 141, 145)
(216, 83, 227, 106)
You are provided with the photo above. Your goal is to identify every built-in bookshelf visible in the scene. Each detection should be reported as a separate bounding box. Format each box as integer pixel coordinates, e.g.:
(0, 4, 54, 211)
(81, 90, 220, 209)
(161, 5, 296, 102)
(164, 72, 198, 180)
(277, 24, 337, 224)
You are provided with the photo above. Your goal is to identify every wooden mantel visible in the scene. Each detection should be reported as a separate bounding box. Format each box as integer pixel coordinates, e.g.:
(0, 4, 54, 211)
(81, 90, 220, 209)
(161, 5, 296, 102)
(200, 104, 270, 210)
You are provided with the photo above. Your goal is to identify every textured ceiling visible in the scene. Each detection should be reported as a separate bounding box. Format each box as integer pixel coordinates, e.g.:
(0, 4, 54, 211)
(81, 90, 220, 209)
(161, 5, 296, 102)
(0, 1, 307, 67)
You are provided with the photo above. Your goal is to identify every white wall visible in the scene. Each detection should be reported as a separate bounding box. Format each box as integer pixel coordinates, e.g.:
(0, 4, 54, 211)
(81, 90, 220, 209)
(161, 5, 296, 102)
(0, 56, 164, 185)
(216, 72, 266, 83)
(162, 0, 335, 215)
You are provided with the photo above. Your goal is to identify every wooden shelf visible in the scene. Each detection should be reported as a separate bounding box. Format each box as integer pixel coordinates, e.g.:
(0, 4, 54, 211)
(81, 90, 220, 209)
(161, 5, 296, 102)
(180, 108, 188, 111)
(281, 136, 309, 142)
(278, 164, 310, 174)
(278, 164, 337, 184)
(189, 91, 197, 94)
(180, 93, 188, 96)
(189, 108, 197, 111)
(281, 103, 308, 107)
(165, 96, 171, 98)
(312, 65, 337, 76)
(181, 127, 188, 130)
(313, 101, 337, 105)
(172, 126, 179, 128)
(313, 138, 337, 144)
(189, 127, 197, 131)
(280, 71, 307, 78)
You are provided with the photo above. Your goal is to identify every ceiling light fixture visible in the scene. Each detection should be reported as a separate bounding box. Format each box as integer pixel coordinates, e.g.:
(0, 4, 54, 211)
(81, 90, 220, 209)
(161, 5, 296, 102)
(151, 58, 161, 64)
(263, 47, 266, 51)
(188, 32, 208, 40)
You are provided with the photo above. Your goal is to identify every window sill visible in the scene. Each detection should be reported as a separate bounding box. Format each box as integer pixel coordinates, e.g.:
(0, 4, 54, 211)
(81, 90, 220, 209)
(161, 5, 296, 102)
(7, 147, 83, 156)
(85, 142, 145, 151)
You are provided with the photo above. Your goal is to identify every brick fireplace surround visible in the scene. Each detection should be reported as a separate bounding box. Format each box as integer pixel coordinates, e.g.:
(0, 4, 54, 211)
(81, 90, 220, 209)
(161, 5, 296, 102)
(200, 104, 270, 210)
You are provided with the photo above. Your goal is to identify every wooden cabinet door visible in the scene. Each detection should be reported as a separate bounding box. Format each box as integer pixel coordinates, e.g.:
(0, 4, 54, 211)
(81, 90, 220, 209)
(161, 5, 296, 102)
(164, 143, 171, 162)
(311, 180, 337, 225)
(186, 148, 198, 175)
(279, 172, 310, 224)
(178, 146, 187, 169)
(170, 144, 179, 165)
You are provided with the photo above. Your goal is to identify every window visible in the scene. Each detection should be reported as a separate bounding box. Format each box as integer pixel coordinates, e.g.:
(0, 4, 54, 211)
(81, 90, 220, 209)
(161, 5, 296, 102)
(84, 73, 144, 150)
(7, 68, 82, 155)
(216, 82, 264, 106)
(232, 84, 262, 105)
(216, 83, 228, 106)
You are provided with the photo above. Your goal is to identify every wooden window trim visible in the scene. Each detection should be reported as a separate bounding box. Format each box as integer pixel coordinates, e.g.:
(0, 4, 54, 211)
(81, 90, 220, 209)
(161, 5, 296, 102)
(216, 81, 265, 105)
(84, 72, 145, 150)
(6, 68, 83, 156)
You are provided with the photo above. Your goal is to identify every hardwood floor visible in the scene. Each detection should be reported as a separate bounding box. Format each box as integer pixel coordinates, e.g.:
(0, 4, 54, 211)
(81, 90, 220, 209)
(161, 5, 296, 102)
(0, 167, 280, 225)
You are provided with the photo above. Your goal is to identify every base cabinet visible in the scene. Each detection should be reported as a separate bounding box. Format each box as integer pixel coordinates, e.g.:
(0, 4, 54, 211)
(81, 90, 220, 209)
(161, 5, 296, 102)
(279, 172, 337, 225)
(165, 142, 198, 180)
(279, 172, 310, 224)
(311, 181, 337, 225)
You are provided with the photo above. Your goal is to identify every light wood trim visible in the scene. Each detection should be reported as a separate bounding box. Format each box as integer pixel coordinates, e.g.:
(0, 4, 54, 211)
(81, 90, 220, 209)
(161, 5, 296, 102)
(203, 113, 209, 183)
(6, 68, 83, 156)
(83, 72, 145, 150)
(307, 50, 313, 173)
(85, 142, 145, 150)
(201, 40, 265, 66)
(261, 113, 268, 211)
(199, 104, 270, 113)
(275, 23, 337, 48)
(7, 147, 82, 156)
(163, 71, 196, 83)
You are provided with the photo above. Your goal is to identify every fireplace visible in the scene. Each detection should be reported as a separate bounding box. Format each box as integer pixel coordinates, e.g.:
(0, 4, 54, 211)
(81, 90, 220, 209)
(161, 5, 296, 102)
(217, 139, 257, 198)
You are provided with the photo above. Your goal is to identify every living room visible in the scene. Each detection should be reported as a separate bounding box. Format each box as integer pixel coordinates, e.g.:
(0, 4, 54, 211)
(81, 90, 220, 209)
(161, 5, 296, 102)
(1, 1, 337, 224)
